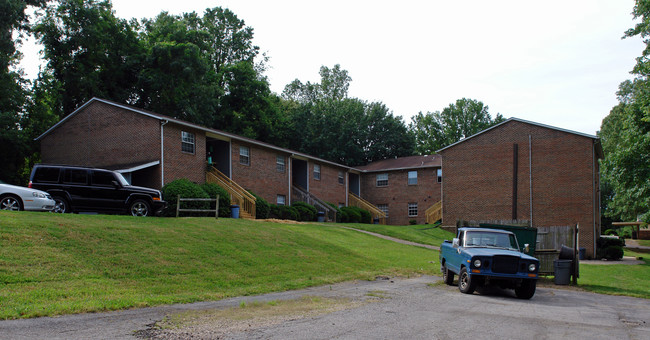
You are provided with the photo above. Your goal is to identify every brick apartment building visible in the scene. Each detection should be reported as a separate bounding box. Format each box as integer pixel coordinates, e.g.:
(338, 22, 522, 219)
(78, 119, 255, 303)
(36, 98, 602, 256)
(438, 118, 602, 257)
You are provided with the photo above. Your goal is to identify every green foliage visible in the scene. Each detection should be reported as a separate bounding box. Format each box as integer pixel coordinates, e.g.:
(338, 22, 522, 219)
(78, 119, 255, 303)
(281, 65, 414, 166)
(408, 98, 505, 154)
(161, 179, 209, 217)
(596, 237, 626, 260)
(340, 207, 363, 223)
(269, 205, 299, 220)
(0, 211, 439, 319)
(358, 209, 372, 224)
(292, 201, 317, 222)
(249, 191, 270, 219)
(409, 219, 417, 225)
(200, 182, 231, 217)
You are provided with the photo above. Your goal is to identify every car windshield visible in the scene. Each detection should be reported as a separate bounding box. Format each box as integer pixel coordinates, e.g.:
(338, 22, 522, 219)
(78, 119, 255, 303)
(464, 231, 518, 250)
(114, 172, 130, 186)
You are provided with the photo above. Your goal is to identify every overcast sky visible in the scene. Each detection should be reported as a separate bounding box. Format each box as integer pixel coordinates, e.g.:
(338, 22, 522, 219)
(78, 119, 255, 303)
(20, 0, 645, 136)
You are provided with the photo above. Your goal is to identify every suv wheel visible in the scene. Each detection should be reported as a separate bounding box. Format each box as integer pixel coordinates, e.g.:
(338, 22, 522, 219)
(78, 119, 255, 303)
(52, 197, 69, 213)
(130, 199, 150, 217)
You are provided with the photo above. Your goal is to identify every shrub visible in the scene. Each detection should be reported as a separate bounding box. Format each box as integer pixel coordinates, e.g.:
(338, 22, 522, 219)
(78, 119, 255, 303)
(269, 205, 299, 221)
(340, 207, 362, 223)
(327, 202, 342, 223)
(596, 236, 626, 259)
(161, 179, 209, 217)
(200, 183, 231, 217)
(292, 201, 317, 221)
(249, 191, 270, 219)
(603, 246, 624, 260)
(359, 209, 372, 224)
(409, 219, 417, 225)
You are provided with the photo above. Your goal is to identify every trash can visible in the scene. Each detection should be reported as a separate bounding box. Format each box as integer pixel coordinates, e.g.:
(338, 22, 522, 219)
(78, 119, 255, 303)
(317, 211, 325, 222)
(373, 218, 379, 224)
(230, 205, 240, 219)
(578, 247, 586, 260)
(559, 245, 575, 260)
(554, 259, 572, 285)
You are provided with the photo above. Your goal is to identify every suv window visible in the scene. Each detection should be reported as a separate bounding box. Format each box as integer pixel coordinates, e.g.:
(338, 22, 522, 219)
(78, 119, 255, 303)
(63, 169, 88, 185)
(33, 167, 60, 183)
(91, 170, 116, 187)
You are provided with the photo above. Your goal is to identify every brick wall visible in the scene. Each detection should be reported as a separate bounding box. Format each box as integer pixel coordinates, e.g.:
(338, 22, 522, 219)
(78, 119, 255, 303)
(161, 123, 206, 185)
(360, 168, 441, 225)
(230, 140, 290, 204)
(40, 101, 163, 186)
(440, 120, 600, 257)
(309, 162, 347, 206)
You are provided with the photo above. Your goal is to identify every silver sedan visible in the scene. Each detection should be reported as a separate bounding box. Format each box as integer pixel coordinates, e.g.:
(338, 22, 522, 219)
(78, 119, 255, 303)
(0, 183, 56, 212)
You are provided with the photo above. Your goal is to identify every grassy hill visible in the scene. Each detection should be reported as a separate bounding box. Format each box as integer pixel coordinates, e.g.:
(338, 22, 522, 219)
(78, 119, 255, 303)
(0, 212, 439, 319)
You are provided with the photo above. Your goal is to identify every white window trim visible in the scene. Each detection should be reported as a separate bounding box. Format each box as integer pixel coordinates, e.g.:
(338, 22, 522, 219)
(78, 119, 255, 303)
(314, 164, 321, 180)
(277, 194, 286, 205)
(408, 202, 418, 217)
(276, 155, 285, 172)
(240, 146, 250, 165)
(181, 131, 195, 154)
(408, 171, 417, 185)
(376, 173, 388, 187)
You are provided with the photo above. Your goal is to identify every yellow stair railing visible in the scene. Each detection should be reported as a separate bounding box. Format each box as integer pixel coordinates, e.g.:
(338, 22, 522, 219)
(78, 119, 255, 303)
(425, 201, 442, 224)
(206, 167, 256, 219)
(348, 193, 387, 224)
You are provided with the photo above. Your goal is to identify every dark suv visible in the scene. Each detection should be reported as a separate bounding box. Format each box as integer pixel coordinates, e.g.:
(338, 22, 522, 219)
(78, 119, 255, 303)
(29, 164, 166, 216)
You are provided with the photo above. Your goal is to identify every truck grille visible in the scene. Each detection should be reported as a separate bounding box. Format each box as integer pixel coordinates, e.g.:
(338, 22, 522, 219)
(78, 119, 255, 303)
(492, 256, 519, 274)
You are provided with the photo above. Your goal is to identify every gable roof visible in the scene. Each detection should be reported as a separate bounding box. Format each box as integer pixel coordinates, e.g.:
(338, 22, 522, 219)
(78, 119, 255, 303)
(36, 97, 354, 170)
(354, 155, 441, 172)
(436, 117, 601, 155)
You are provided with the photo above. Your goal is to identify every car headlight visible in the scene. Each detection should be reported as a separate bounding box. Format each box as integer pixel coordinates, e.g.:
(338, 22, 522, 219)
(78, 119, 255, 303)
(32, 192, 46, 198)
(528, 263, 536, 272)
(473, 259, 482, 268)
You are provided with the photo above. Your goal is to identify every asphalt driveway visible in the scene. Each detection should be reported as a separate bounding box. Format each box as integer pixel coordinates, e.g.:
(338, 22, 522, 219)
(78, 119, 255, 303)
(1, 275, 648, 339)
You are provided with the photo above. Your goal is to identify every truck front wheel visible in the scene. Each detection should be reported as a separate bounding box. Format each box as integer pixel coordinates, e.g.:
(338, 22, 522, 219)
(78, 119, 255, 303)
(458, 267, 476, 294)
(515, 279, 536, 299)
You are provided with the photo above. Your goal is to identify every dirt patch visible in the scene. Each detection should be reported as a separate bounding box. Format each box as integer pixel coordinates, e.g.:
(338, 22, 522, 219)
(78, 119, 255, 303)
(135, 296, 366, 339)
(256, 218, 307, 224)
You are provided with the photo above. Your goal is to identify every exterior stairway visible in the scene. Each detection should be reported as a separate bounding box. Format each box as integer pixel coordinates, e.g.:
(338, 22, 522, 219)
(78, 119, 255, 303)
(348, 193, 387, 224)
(425, 201, 442, 224)
(292, 186, 338, 222)
(206, 167, 256, 219)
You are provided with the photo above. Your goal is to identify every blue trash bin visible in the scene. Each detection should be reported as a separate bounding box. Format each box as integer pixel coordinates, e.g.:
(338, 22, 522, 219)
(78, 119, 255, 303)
(317, 211, 325, 222)
(230, 205, 240, 219)
(579, 247, 586, 260)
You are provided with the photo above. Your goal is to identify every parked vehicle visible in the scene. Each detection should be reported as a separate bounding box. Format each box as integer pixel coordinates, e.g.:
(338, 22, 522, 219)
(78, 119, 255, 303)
(29, 164, 166, 216)
(439, 227, 540, 299)
(0, 182, 56, 212)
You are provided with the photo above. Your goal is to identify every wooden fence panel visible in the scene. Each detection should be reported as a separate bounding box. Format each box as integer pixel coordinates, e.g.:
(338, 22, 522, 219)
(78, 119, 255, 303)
(536, 226, 574, 251)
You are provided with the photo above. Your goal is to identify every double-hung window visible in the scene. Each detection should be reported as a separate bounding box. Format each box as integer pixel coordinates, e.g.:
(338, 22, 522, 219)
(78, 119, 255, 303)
(314, 164, 321, 180)
(377, 204, 389, 217)
(277, 194, 286, 205)
(437, 169, 442, 183)
(240, 146, 250, 165)
(376, 173, 388, 187)
(276, 155, 285, 172)
(408, 171, 417, 185)
(338, 171, 344, 184)
(181, 131, 195, 154)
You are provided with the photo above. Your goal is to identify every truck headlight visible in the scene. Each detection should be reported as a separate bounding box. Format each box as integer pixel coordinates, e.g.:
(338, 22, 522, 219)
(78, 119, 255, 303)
(528, 263, 536, 272)
(473, 259, 482, 268)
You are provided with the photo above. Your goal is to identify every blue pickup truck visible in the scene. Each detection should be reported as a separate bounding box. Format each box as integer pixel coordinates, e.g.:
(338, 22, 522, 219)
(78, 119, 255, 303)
(440, 227, 540, 299)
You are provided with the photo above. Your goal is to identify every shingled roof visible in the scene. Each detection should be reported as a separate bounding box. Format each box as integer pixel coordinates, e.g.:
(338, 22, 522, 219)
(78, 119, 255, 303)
(354, 154, 441, 172)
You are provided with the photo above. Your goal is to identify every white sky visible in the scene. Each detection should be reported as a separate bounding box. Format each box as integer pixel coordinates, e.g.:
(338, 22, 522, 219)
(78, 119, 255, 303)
(19, 0, 645, 136)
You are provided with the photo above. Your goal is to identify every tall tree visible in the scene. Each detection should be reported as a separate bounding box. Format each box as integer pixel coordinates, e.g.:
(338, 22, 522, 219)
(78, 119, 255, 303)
(282, 65, 413, 166)
(34, 0, 141, 117)
(0, 0, 47, 183)
(409, 98, 505, 154)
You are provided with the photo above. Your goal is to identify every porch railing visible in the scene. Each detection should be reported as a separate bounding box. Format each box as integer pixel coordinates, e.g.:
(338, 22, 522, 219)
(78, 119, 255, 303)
(425, 201, 442, 224)
(206, 167, 256, 219)
(292, 186, 337, 222)
(348, 193, 387, 224)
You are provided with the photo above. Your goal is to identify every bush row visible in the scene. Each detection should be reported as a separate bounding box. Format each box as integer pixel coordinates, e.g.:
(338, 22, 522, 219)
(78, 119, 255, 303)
(596, 236, 626, 260)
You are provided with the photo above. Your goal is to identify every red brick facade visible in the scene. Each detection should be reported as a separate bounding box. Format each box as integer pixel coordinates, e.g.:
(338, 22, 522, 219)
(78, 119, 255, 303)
(360, 168, 441, 225)
(439, 120, 601, 257)
(309, 162, 348, 206)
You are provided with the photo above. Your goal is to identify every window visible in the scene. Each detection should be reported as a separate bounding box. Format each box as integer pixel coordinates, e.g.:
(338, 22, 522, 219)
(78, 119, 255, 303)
(239, 146, 250, 165)
(338, 171, 344, 184)
(63, 169, 87, 185)
(437, 169, 442, 183)
(276, 155, 285, 172)
(33, 167, 60, 183)
(338, 202, 345, 208)
(91, 170, 116, 187)
(377, 204, 389, 217)
(408, 171, 417, 185)
(181, 131, 195, 154)
(376, 173, 388, 187)
(313, 164, 321, 180)
(408, 202, 418, 217)
(277, 194, 286, 206)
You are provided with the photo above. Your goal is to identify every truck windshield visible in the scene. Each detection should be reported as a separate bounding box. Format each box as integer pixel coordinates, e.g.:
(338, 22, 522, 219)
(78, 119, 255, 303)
(464, 231, 518, 250)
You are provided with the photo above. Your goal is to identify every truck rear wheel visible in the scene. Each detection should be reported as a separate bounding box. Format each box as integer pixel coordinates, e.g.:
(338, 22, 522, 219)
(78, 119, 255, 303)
(442, 264, 454, 285)
(458, 267, 476, 294)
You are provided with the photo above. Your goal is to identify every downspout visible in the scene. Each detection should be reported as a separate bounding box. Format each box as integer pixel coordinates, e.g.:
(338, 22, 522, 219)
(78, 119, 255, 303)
(345, 171, 349, 206)
(160, 120, 168, 188)
(529, 135, 533, 227)
(288, 155, 292, 204)
(593, 140, 597, 258)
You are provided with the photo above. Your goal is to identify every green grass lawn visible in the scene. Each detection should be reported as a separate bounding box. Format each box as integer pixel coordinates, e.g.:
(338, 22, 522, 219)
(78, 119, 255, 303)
(635, 239, 650, 247)
(577, 250, 649, 298)
(0, 212, 438, 319)
(344, 223, 455, 247)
